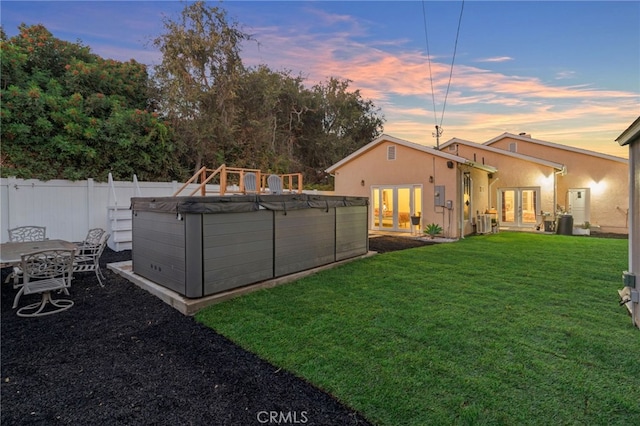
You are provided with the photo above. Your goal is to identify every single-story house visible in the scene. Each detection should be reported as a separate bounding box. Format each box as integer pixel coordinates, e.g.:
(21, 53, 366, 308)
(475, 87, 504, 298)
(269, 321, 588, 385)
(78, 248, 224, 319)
(615, 116, 639, 328)
(326, 132, 629, 238)
(325, 134, 495, 239)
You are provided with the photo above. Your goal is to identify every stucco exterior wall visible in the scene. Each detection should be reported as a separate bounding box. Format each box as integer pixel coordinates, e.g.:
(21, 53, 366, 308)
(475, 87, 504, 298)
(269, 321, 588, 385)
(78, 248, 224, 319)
(489, 136, 629, 233)
(454, 144, 557, 223)
(331, 141, 464, 237)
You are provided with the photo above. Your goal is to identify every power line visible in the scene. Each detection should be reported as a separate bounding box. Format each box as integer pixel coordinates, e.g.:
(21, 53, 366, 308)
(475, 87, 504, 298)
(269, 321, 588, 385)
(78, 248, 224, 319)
(421, 1, 438, 128)
(421, 0, 465, 147)
(440, 0, 465, 128)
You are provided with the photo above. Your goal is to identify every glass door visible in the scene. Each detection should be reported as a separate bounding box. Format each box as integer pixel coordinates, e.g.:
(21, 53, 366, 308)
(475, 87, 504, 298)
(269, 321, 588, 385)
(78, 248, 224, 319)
(372, 186, 422, 231)
(500, 188, 539, 227)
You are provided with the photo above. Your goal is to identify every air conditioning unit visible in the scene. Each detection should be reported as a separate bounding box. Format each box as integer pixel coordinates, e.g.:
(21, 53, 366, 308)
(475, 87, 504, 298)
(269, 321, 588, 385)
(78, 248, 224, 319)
(476, 214, 492, 234)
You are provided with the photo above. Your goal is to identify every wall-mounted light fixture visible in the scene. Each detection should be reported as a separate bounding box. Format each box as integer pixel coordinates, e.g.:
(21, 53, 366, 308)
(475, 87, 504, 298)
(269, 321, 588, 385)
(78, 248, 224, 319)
(360, 179, 365, 187)
(429, 176, 434, 183)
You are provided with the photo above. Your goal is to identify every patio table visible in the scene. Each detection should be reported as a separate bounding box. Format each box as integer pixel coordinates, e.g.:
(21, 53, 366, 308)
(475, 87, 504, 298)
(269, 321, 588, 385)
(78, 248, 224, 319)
(1, 239, 77, 267)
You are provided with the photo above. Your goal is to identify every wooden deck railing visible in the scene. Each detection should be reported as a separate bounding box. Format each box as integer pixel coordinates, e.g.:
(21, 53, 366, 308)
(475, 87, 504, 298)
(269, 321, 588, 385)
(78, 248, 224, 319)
(172, 165, 303, 196)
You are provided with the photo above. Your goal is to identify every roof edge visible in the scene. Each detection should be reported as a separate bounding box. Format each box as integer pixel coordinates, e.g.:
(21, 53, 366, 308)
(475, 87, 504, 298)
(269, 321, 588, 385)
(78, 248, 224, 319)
(616, 116, 640, 146)
(484, 132, 628, 164)
(325, 134, 469, 173)
(443, 137, 565, 170)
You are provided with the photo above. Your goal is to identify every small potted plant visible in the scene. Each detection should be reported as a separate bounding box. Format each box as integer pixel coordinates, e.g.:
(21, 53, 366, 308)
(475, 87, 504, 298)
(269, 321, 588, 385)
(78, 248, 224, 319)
(573, 221, 591, 236)
(424, 223, 443, 239)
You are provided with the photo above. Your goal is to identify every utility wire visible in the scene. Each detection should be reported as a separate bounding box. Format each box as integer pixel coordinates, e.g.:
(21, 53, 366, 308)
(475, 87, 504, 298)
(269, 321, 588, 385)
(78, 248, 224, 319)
(421, 0, 438, 127)
(421, 0, 465, 131)
(440, 0, 465, 128)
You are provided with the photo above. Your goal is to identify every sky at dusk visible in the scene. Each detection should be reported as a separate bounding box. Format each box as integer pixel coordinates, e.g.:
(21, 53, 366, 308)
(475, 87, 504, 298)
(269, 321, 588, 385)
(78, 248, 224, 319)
(2, 1, 638, 158)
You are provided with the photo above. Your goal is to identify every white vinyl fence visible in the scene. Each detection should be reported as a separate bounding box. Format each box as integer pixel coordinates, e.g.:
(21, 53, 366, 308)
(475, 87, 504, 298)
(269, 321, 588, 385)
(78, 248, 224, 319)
(0, 176, 216, 249)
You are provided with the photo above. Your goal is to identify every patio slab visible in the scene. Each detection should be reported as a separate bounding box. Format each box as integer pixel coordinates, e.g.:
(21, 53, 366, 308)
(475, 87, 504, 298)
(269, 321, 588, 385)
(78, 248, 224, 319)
(107, 251, 376, 316)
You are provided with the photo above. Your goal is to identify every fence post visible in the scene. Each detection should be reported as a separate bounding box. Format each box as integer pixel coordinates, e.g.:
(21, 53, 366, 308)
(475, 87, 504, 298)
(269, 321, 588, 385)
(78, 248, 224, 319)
(6, 176, 17, 231)
(87, 178, 94, 229)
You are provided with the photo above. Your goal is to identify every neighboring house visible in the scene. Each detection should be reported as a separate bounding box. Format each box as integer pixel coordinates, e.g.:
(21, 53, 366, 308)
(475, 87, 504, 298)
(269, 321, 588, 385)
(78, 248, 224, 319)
(325, 134, 495, 239)
(615, 116, 639, 329)
(482, 133, 629, 233)
(327, 132, 629, 238)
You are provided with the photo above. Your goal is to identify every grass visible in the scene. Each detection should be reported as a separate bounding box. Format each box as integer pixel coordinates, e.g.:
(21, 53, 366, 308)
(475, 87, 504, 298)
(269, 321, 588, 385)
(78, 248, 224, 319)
(196, 232, 639, 425)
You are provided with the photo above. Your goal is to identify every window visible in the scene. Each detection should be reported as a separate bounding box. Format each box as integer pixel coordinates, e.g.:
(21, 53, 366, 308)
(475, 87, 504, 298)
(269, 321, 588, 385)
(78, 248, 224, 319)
(387, 145, 396, 160)
(463, 173, 471, 221)
(509, 142, 517, 152)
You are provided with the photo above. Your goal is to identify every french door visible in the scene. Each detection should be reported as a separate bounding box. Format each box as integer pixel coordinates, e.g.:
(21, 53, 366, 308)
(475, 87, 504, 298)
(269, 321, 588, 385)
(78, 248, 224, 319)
(371, 186, 422, 231)
(500, 188, 539, 227)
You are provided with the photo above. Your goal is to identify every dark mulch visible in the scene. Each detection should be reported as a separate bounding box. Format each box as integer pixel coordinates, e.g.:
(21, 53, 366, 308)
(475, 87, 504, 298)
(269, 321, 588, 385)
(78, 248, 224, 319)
(1, 247, 380, 426)
(368, 235, 436, 253)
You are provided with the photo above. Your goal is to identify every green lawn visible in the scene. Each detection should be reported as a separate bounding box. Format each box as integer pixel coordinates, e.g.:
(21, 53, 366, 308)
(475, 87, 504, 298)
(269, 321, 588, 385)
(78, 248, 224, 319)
(196, 232, 639, 425)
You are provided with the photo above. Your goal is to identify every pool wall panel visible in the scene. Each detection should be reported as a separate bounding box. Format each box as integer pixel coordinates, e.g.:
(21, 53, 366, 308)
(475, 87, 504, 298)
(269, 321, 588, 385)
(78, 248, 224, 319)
(274, 208, 336, 277)
(132, 210, 187, 294)
(336, 205, 369, 261)
(202, 211, 273, 294)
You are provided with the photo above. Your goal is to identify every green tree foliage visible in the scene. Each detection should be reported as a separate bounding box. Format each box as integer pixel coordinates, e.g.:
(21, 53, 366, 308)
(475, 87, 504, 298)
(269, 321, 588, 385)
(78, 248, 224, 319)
(152, 1, 251, 173)
(2, 3, 385, 186)
(1, 24, 185, 181)
(296, 77, 384, 181)
(153, 1, 384, 184)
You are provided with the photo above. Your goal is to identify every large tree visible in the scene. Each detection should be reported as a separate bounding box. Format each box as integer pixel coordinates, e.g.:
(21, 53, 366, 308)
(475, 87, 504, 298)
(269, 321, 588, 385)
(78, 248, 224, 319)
(152, 1, 252, 173)
(0, 24, 184, 181)
(295, 77, 385, 182)
(152, 2, 384, 184)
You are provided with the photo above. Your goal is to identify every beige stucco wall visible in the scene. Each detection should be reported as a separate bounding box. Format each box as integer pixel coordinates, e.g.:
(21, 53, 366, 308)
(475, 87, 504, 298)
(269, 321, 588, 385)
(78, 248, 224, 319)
(453, 144, 557, 226)
(331, 141, 465, 237)
(490, 136, 629, 233)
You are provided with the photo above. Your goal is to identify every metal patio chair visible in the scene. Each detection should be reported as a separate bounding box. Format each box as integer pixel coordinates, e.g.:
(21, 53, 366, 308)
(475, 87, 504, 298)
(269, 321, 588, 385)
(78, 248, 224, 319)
(14, 249, 75, 317)
(5, 226, 47, 285)
(75, 228, 106, 254)
(267, 174, 283, 195)
(8, 226, 47, 242)
(73, 233, 110, 286)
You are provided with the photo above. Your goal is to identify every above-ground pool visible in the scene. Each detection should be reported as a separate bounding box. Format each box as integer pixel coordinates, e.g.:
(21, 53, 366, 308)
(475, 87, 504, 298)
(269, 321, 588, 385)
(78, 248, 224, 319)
(131, 194, 368, 298)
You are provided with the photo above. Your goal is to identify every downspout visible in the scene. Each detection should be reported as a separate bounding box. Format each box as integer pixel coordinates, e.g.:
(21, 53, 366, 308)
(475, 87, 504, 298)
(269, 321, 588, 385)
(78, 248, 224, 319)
(489, 177, 500, 210)
(554, 165, 567, 216)
(458, 164, 464, 239)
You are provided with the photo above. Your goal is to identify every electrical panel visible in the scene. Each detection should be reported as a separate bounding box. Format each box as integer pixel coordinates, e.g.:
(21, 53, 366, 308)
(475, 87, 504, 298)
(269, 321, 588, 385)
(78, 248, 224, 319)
(434, 185, 445, 206)
(623, 271, 636, 288)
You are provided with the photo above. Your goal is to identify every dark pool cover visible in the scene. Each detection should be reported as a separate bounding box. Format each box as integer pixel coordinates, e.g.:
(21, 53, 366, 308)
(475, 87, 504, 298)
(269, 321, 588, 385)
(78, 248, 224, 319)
(130, 194, 368, 214)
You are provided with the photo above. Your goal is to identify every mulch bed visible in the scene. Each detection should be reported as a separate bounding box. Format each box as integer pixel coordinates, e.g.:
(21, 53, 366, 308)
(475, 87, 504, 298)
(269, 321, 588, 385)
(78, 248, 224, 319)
(2, 246, 387, 426)
(368, 235, 437, 253)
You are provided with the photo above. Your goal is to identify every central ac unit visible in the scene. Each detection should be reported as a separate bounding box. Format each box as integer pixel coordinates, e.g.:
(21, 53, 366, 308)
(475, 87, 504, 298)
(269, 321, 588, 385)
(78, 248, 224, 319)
(476, 214, 492, 234)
